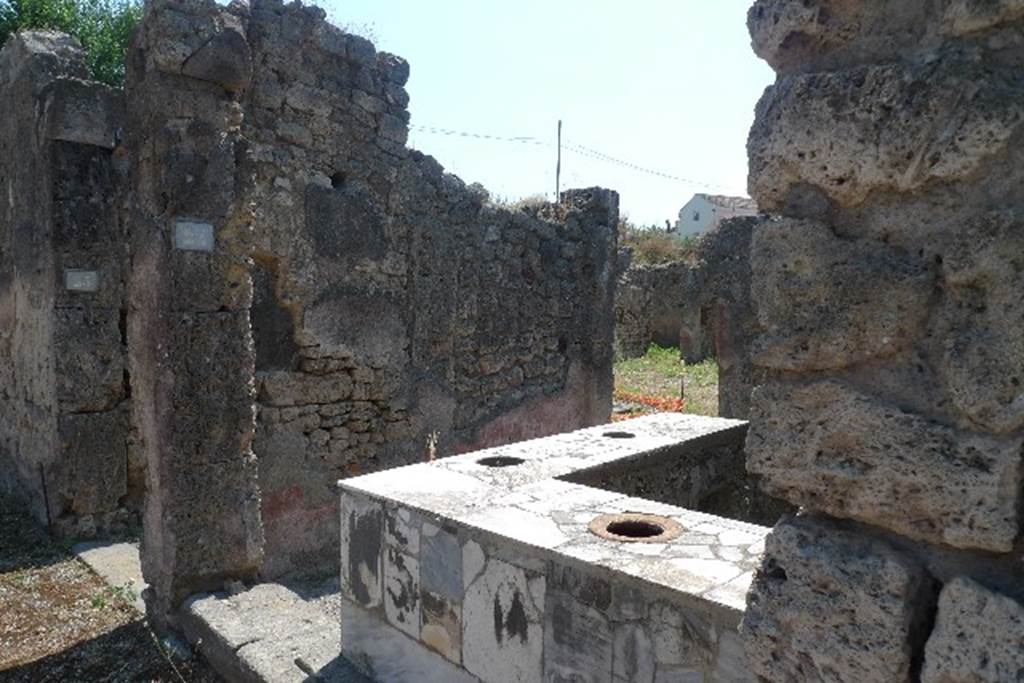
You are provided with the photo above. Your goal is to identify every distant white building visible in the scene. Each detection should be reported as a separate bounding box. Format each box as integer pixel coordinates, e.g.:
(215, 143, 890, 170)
(672, 193, 758, 238)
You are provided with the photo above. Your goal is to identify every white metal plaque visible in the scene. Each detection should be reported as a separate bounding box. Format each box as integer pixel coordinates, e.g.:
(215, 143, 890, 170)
(64, 269, 100, 292)
(173, 219, 215, 252)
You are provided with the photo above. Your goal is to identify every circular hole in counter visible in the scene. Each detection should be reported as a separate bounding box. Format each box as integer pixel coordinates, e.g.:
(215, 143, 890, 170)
(602, 431, 635, 439)
(476, 456, 525, 468)
(606, 519, 663, 538)
(588, 512, 682, 543)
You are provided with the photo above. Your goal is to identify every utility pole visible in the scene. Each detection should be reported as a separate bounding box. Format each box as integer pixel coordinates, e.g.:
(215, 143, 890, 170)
(555, 119, 562, 202)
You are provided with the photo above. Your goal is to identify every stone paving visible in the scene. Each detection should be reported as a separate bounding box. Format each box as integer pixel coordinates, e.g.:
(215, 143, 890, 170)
(339, 413, 767, 682)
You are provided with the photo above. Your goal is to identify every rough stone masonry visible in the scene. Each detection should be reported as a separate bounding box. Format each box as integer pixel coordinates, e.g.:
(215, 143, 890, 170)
(122, 0, 618, 627)
(0, 32, 138, 539)
(740, 2, 1024, 681)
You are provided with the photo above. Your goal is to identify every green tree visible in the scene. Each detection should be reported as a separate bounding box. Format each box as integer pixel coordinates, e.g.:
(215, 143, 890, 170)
(0, 0, 141, 86)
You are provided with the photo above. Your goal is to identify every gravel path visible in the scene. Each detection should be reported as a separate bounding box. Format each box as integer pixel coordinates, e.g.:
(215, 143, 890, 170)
(0, 494, 220, 682)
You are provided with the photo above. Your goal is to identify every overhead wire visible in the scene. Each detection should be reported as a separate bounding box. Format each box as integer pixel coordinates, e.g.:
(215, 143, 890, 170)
(408, 123, 733, 193)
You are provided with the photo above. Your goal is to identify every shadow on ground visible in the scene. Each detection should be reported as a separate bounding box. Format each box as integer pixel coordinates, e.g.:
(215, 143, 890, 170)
(0, 622, 220, 683)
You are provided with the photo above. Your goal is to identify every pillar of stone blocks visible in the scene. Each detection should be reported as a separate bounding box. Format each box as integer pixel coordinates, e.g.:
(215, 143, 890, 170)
(125, 1, 263, 628)
(0, 31, 134, 538)
(740, 2, 1024, 681)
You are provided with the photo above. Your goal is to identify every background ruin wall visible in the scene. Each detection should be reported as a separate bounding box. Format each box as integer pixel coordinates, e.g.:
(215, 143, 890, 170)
(740, 2, 1024, 681)
(124, 0, 618, 622)
(0, 32, 137, 539)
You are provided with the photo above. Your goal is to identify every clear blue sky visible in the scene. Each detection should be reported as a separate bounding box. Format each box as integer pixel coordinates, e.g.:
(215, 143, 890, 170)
(318, 1, 774, 227)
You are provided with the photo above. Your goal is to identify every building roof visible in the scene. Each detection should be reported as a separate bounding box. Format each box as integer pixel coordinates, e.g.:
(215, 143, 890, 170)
(694, 193, 758, 212)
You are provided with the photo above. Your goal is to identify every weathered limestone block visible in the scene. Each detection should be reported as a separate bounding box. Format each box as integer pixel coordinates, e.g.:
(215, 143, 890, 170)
(56, 411, 127, 515)
(921, 577, 1024, 683)
(746, 381, 1022, 551)
(740, 515, 933, 683)
(42, 77, 123, 148)
(54, 308, 124, 413)
(0, 30, 89, 85)
(936, 212, 1024, 434)
(259, 370, 353, 406)
(747, 0, 858, 71)
(748, 55, 1024, 211)
(750, 218, 933, 371)
(145, 0, 251, 91)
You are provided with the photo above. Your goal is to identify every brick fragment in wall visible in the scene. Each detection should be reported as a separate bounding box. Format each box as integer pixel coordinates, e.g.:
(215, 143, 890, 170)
(748, 53, 1024, 211)
(740, 514, 934, 683)
(746, 381, 1022, 552)
(921, 576, 1024, 683)
(749, 218, 933, 371)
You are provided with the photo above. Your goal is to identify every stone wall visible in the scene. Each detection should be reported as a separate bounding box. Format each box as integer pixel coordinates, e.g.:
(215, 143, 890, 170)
(0, 32, 136, 538)
(740, 2, 1024, 680)
(124, 0, 617, 623)
(614, 217, 766, 421)
(682, 217, 765, 420)
(613, 258, 692, 359)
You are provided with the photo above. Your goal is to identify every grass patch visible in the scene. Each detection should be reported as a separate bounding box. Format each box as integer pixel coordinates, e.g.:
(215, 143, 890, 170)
(614, 344, 718, 417)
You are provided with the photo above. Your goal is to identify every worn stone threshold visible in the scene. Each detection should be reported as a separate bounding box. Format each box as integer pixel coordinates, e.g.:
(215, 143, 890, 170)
(180, 580, 371, 683)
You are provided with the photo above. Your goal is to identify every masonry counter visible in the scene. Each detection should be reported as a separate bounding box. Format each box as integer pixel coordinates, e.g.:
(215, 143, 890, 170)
(337, 413, 769, 683)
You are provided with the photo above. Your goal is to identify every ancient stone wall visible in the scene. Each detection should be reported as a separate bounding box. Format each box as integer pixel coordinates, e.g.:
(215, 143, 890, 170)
(613, 259, 692, 359)
(682, 217, 765, 420)
(125, 0, 617, 621)
(741, 2, 1024, 680)
(0, 32, 136, 538)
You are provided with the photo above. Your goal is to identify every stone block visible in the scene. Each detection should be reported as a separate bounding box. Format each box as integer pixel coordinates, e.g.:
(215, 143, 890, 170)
(167, 245, 252, 314)
(259, 370, 353, 406)
(342, 598, 478, 683)
(942, 0, 1024, 35)
(54, 307, 125, 413)
(747, 381, 1022, 552)
(740, 515, 933, 683)
(180, 26, 252, 93)
(613, 623, 654, 683)
(383, 548, 420, 638)
(43, 77, 123, 149)
(921, 577, 1024, 683)
(340, 493, 383, 609)
(543, 590, 613, 682)
(420, 523, 461, 601)
(56, 411, 127, 516)
(936, 212, 1024, 434)
(750, 218, 933, 371)
(463, 556, 545, 683)
(384, 504, 421, 556)
(421, 589, 461, 664)
(748, 55, 1024, 211)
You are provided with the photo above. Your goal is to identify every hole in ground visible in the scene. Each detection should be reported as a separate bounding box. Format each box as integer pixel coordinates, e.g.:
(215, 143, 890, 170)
(477, 456, 525, 468)
(603, 431, 635, 439)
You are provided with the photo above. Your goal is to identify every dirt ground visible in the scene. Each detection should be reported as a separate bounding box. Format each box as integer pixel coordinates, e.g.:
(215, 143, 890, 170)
(614, 346, 719, 418)
(0, 495, 220, 682)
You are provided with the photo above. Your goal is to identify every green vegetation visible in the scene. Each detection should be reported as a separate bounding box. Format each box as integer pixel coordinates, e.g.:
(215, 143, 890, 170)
(618, 219, 698, 265)
(614, 344, 719, 417)
(0, 0, 142, 86)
